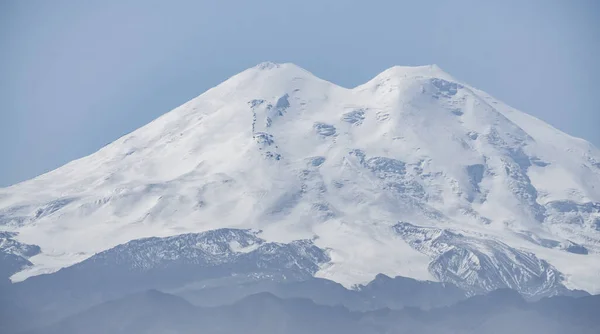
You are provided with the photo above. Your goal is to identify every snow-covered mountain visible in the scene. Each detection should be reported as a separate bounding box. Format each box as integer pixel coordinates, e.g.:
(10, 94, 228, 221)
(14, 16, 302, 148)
(1, 62, 599, 295)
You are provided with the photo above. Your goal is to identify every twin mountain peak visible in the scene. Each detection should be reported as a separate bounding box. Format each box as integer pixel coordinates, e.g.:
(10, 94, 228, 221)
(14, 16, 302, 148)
(1, 62, 599, 297)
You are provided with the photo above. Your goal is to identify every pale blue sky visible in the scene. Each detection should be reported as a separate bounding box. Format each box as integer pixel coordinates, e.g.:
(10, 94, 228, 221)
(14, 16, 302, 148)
(1, 0, 599, 187)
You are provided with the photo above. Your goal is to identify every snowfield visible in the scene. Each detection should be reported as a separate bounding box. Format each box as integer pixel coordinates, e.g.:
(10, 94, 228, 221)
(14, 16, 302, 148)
(1, 62, 599, 294)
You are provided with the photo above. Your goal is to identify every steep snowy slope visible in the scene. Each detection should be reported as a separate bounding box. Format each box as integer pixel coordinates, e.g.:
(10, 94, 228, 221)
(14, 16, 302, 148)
(1, 62, 599, 294)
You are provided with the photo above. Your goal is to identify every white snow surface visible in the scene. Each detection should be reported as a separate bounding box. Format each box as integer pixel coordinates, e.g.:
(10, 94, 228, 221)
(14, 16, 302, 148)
(1, 62, 600, 292)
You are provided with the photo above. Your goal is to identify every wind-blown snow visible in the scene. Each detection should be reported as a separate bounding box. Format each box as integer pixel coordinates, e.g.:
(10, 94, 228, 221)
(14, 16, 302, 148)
(1, 62, 599, 293)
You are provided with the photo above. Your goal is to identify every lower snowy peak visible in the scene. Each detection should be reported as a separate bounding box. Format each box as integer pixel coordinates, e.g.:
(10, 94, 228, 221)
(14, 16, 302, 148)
(0, 62, 599, 297)
(0, 232, 40, 283)
(394, 222, 569, 298)
(6, 228, 330, 319)
(68, 228, 329, 281)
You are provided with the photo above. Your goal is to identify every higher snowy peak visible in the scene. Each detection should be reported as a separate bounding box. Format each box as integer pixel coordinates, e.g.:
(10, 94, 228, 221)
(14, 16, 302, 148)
(204, 62, 335, 99)
(251, 61, 309, 74)
(245, 62, 319, 79)
(254, 61, 282, 70)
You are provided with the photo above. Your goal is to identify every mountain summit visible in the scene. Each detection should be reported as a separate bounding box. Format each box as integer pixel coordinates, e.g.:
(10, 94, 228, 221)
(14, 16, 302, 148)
(1, 62, 599, 296)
